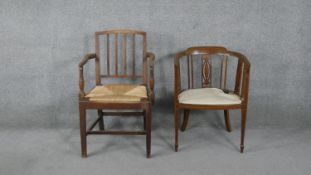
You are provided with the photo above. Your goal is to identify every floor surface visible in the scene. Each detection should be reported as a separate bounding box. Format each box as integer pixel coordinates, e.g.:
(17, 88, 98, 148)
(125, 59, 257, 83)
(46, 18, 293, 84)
(0, 125, 310, 175)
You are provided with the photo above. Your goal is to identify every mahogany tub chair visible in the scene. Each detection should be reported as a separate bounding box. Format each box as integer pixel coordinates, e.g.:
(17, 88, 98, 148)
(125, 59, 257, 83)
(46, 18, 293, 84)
(79, 29, 155, 158)
(174, 46, 250, 153)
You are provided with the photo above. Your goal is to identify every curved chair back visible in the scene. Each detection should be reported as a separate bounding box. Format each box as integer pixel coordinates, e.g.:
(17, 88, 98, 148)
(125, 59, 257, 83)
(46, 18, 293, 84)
(174, 46, 250, 105)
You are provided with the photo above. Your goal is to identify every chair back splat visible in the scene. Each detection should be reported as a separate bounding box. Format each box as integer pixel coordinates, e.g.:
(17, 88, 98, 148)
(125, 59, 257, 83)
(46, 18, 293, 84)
(95, 30, 147, 85)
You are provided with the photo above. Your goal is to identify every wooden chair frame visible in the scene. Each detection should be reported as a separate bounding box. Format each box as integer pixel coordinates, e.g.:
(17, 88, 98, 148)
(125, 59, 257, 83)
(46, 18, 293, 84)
(79, 29, 155, 158)
(174, 46, 250, 153)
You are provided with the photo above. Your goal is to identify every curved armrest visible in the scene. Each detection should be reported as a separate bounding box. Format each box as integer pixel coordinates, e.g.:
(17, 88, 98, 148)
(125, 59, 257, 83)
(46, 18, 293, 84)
(227, 51, 250, 66)
(79, 53, 96, 97)
(146, 52, 155, 104)
(174, 51, 187, 66)
(227, 51, 251, 105)
(174, 51, 187, 103)
(79, 53, 96, 67)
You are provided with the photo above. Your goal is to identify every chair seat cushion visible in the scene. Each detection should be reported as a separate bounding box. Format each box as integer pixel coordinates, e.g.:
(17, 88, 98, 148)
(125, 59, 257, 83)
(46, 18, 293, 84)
(86, 84, 147, 103)
(178, 88, 241, 105)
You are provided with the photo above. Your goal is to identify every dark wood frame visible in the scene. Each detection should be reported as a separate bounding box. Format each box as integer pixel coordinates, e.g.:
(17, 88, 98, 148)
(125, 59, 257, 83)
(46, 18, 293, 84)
(174, 46, 250, 153)
(79, 29, 155, 158)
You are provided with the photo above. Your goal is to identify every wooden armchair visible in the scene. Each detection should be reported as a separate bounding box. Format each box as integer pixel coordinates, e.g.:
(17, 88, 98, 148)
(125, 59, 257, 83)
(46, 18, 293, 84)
(174, 46, 250, 153)
(79, 29, 155, 158)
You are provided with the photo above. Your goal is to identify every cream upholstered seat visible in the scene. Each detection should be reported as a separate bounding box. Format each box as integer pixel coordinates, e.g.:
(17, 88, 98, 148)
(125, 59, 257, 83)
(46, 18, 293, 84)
(178, 88, 241, 105)
(86, 84, 147, 102)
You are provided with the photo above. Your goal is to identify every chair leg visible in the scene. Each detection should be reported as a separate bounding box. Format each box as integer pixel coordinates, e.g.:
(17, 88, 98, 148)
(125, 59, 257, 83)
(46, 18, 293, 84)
(79, 106, 87, 158)
(145, 105, 151, 158)
(240, 108, 247, 153)
(224, 110, 232, 132)
(181, 110, 190, 132)
(97, 110, 105, 130)
(174, 106, 180, 152)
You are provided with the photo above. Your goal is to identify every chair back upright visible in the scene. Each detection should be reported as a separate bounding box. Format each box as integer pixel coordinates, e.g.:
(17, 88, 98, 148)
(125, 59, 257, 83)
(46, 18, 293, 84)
(95, 29, 147, 86)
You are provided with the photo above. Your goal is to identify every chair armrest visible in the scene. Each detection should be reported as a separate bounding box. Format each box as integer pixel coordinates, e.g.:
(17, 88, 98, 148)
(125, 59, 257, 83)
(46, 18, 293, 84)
(79, 53, 96, 67)
(146, 52, 155, 104)
(227, 51, 251, 106)
(227, 51, 250, 66)
(174, 51, 187, 103)
(79, 53, 96, 97)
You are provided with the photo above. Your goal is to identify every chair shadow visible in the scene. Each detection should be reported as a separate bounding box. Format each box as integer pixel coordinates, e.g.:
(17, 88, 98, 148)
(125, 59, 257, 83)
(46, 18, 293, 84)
(178, 110, 240, 152)
(87, 137, 145, 158)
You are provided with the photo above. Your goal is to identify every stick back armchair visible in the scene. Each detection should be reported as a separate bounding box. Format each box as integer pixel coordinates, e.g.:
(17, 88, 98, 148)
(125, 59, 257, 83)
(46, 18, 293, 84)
(174, 46, 250, 153)
(79, 29, 155, 158)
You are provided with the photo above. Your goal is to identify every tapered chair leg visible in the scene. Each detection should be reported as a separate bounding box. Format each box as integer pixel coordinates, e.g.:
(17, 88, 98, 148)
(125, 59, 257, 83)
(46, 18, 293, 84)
(240, 108, 247, 153)
(181, 110, 190, 131)
(97, 110, 105, 130)
(79, 106, 87, 158)
(174, 106, 180, 152)
(145, 105, 151, 158)
(224, 110, 232, 132)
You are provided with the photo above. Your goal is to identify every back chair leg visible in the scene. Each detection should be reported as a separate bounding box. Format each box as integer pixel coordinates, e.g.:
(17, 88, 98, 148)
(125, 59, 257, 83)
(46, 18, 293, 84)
(181, 110, 190, 131)
(240, 108, 247, 153)
(174, 106, 180, 152)
(224, 110, 232, 132)
(97, 110, 105, 130)
(145, 105, 152, 158)
(79, 106, 87, 158)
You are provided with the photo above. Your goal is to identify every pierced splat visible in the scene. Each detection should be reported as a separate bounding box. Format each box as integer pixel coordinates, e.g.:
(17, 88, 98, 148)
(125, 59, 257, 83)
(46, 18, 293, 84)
(201, 54, 212, 87)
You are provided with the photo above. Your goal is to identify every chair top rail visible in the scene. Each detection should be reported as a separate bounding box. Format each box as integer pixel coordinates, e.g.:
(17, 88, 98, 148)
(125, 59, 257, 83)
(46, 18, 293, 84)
(175, 46, 250, 67)
(95, 29, 146, 36)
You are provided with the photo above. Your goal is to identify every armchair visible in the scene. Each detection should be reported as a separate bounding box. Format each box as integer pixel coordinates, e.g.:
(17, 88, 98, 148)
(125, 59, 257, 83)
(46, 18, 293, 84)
(79, 29, 155, 158)
(174, 46, 250, 153)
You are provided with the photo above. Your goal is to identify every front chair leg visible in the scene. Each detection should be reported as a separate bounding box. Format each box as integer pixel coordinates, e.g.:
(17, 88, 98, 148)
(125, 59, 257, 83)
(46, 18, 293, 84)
(97, 110, 105, 130)
(181, 110, 190, 131)
(174, 106, 180, 152)
(240, 108, 247, 153)
(79, 106, 87, 158)
(145, 105, 152, 158)
(224, 110, 232, 132)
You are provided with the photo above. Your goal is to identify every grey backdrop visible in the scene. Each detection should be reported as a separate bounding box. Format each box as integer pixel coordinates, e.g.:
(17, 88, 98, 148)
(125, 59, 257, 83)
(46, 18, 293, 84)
(0, 0, 310, 129)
